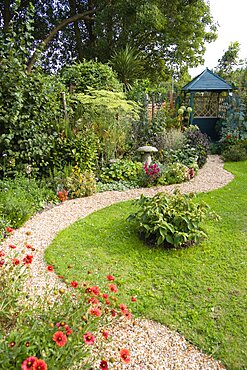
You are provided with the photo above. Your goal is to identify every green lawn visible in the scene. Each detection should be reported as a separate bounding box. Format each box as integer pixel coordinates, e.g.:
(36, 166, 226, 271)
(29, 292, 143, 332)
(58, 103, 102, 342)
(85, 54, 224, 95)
(45, 161, 247, 370)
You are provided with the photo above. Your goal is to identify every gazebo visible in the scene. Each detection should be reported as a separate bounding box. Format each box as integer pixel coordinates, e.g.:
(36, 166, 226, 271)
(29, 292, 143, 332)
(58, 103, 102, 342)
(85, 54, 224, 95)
(181, 68, 232, 140)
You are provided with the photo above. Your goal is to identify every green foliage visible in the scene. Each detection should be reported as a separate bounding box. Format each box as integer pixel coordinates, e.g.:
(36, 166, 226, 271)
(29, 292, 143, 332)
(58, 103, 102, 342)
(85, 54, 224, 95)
(0, 176, 56, 230)
(184, 126, 210, 168)
(97, 180, 140, 192)
(221, 143, 247, 162)
(100, 160, 143, 183)
(111, 45, 145, 91)
(157, 163, 190, 185)
(66, 166, 96, 198)
(61, 60, 122, 93)
(128, 191, 218, 248)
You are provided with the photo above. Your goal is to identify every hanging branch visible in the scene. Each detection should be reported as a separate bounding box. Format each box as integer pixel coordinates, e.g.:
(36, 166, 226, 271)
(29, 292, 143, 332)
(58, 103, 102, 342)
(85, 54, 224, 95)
(26, 8, 100, 73)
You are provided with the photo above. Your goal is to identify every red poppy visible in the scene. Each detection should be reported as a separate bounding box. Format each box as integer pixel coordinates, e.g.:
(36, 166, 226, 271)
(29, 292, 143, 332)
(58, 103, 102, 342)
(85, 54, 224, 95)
(0, 250, 5, 257)
(106, 275, 115, 281)
(91, 286, 100, 296)
(89, 307, 102, 317)
(102, 331, 109, 340)
(131, 296, 137, 302)
(33, 359, 48, 370)
(100, 360, 108, 370)
(109, 284, 118, 293)
(52, 331, 67, 347)
(9, 244, 16, 249)
(120, 349, 131, 364)
(70, 281, 78, 288)
(83, 332, 95, 345)
(6, 227, 14, 233)
(12, 258, 20, 265)
(47, 265, 53, 272)
(23, 254, 33, 264)
(22, 356, 38, 370)
(102, 293, 108, 299)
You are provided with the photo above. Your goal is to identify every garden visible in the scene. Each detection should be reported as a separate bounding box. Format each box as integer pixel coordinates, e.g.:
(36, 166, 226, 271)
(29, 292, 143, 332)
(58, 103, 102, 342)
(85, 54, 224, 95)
(1, 1, 247, 369)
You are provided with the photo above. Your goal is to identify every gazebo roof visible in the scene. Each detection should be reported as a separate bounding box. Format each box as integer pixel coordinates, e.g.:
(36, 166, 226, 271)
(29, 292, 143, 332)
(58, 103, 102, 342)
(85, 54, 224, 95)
(182, 68, 232, 92)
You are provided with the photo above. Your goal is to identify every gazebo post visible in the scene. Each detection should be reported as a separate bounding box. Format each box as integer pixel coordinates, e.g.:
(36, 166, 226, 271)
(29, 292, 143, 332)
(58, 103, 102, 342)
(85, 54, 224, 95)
(189, 92, 194, 124)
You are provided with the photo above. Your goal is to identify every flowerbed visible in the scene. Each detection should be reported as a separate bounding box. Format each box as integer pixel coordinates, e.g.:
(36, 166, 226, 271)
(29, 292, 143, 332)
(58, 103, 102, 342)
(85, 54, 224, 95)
(0, 231, 134, 369)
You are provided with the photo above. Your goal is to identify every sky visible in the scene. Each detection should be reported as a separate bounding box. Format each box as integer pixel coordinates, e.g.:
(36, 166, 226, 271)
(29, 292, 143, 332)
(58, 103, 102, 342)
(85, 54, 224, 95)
(189, 0, 247, 77)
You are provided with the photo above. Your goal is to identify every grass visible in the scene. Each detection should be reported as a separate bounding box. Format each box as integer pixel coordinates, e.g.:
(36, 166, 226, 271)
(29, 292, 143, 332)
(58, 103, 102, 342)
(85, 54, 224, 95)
(45, 161, 247, 370)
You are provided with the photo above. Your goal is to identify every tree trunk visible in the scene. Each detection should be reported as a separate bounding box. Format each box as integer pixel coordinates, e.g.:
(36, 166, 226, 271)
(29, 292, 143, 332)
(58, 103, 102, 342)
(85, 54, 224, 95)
(68, 0, 84, 61)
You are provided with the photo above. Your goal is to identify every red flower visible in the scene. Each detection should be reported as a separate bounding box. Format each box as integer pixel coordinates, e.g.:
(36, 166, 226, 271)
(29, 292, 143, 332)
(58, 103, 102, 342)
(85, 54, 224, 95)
(109, 284, 118, 293)
(23, 254, 33, 264)
(102, 293, 108, 299)
(21, 356, 38, 370)
(83, 332, 95, 345)
(33, 359, 48, 370)
(9, 244, 16, 249)
(70, 281, 78, 288)
(105, 299, 111, 305)
(100, 360, 109, 370)
(120, 349, 131, 364)
(119, 303, 127, 312)
(6, 227, 14, 233)
(107, 275, 115, 281)
(0, 250, 5, 257)
(0, 259, 5, 267)
(123, 310, 132, 319)
(110, 309, 117, 317)
(88, 297, 99, 305)
(89, 307, 102, 317)
(102, 331, 109, 340)
(12, 258, 20, 265)
(65, 324, 73, 335)
(91, 285, 100, 296)
(26, 244, 33, 249)
(47, 265, 53, 272)
(131, 296, 137, 302)
(53, 331, 67, 347)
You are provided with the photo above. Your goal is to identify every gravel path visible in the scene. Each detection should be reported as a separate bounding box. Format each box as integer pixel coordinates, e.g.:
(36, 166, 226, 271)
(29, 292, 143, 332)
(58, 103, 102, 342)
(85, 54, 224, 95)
(1, 155, 233, 369)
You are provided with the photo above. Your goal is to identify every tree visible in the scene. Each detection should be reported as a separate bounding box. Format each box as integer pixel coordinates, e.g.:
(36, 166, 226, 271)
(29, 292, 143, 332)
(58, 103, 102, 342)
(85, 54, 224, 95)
(215, 41, 241, 79)
(0, 0, 217, 79)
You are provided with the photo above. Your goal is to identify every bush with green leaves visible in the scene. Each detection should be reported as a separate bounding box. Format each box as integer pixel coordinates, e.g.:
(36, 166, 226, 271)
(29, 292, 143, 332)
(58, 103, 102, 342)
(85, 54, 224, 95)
(65, 166, 97, 198)
(99, 159, 143, 184)
(221, 142, 247, 162)
(61, 60, 122, 93)
(128, 191, 219, 248)
(157, 163, 190, 185)
(183, 126, 209, 168)
(0, 176, 56, 230)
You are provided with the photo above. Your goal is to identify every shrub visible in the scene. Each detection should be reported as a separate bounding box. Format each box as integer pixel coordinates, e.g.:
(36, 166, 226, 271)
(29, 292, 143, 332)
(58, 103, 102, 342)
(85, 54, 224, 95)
(184, 126, 210, 168)
(221, 143, 247, 162)
(128, 191, 219, 248)
(139, 162, 161, 187)
(65, 166, 97, 198)
(0, 176, 56, 229)
(0, 246, 134, 369)
(157, 163, 189, 185)
(99, 160, 143, 183)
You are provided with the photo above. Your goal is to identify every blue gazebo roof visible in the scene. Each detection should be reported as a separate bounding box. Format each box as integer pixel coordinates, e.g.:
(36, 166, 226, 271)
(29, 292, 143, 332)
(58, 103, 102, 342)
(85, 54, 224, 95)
(182, 68, 232, 92)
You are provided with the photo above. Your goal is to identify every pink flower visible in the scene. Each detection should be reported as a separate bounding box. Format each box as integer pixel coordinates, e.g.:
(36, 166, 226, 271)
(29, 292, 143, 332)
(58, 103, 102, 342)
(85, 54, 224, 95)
(119, 303, 127, 312)
(53, 331, 67, 347)
(91, 286, 100, 296)
(89, 307, 102, 317)
(102, 293, 109, 299)
(83, 332, 95, 345)
(21, 356, 38, 370)
(65, 324, 73, 335)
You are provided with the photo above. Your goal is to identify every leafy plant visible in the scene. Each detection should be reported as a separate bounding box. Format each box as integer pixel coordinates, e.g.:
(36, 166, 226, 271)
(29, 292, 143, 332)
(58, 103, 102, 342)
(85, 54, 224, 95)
(221, 143, 247, 162)
(128, 191, 219, 248)
(0, 245, 133, 369)
(66, 166, 97, 198)
(184, 126, 209, 168)
(157, 163, 190, 185)
(100, 160, 143, 183)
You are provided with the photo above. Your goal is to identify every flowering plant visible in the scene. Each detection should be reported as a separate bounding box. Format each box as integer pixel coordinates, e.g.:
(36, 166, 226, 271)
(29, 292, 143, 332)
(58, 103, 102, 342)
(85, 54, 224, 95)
(141, 162, 161, 187)
(0, 243, 134, 369)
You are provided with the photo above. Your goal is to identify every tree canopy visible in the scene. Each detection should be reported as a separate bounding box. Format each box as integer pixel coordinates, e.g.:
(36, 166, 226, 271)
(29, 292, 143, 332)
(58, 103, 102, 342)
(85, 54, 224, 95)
(0, 0, 217, 78)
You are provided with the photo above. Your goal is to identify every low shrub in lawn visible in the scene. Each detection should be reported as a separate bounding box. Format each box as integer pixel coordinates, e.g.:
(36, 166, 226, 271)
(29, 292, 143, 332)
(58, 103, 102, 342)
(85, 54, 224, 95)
(0, 243, 133, 369)
(221, 142, 247, 162)
(128, 190, 219, 248)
